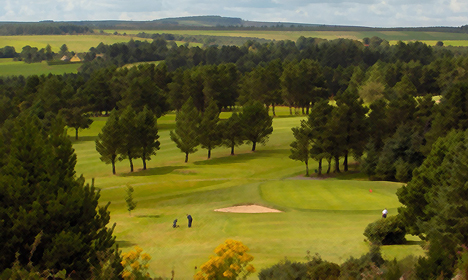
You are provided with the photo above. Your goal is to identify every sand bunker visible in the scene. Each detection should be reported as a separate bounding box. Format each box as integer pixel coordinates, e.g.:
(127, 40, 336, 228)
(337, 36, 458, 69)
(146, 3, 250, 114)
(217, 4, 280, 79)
(214, 205, 282, 213)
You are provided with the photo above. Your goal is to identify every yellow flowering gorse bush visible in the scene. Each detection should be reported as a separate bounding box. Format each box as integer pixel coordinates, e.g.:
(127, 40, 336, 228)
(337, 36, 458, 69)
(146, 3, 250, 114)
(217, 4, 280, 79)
(194, 239, 255, 280)
(120, 246, 152, 280)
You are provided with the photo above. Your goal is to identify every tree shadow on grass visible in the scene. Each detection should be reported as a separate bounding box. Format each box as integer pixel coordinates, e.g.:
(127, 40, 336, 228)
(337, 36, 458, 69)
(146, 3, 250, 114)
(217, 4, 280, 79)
(403, 240, 423, 246)
(158, 123, 176, 131)
(135, 214, 161, 218)
(120, 165, 189, 177)
(116, 240, 136, 248)
(194, 149, 289, 166)
(70, 136, 98, 143)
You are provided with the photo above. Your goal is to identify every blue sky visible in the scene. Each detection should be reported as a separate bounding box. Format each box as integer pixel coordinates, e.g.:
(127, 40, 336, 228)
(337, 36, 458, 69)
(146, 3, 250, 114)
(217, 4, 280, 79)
(2, 0, 468, 27)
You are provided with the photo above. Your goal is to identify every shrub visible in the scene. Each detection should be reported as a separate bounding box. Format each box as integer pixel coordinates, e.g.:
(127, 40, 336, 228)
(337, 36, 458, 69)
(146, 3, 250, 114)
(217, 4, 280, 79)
(194, 239, 255, 280)
(258, 259, 309, 280)
(259, 253, 340, 280)
(340, 244, 385, 279)
(363, 215, 406, 245)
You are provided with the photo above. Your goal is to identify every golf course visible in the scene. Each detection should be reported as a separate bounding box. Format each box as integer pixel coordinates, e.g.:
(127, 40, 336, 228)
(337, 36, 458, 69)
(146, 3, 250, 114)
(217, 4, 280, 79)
(71, 108, 423, 279)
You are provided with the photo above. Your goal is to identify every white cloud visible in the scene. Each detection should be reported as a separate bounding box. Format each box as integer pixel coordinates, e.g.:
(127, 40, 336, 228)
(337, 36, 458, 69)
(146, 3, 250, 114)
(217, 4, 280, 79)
(0, 0, 467, 27)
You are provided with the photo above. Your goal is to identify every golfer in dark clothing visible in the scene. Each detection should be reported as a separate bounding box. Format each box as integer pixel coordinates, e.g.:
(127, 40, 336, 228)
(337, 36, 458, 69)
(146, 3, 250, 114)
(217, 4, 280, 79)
(186, 214, 193, 228)
(173, 219, 178, 228)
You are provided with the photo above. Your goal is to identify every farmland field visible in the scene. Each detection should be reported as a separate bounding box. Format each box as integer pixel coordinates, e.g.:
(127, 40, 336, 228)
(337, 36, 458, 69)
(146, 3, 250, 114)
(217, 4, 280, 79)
(106, 29, 468, 45)
(0, 58, 82, 76)
(0, 34, 145, 53)
(70, 111, 423, 279)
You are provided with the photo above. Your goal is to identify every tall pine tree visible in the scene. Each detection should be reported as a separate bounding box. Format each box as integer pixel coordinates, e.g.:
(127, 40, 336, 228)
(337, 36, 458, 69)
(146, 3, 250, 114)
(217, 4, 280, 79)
(170, 98, 200, 162)
(0, 114, 118, 278)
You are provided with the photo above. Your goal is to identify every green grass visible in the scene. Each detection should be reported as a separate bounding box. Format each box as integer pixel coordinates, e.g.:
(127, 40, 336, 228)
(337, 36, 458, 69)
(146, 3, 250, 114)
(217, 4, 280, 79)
(69, 112, 423, 279)
(0, 58, 82, 76)
(121, 61, 162, 69)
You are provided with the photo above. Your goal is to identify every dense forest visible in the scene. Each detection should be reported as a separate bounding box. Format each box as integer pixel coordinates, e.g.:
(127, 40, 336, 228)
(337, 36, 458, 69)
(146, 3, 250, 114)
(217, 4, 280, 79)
(2, 35, 468, 278)
(0, 22, 93, 35)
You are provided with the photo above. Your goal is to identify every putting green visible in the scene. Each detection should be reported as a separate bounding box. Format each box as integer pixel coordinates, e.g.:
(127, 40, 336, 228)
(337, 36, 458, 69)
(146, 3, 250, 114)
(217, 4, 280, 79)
(260, 179, 402, 211)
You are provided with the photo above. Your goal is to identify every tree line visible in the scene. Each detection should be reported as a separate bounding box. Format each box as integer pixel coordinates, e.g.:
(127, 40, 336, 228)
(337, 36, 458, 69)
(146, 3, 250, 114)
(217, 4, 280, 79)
(80, 35, 446, 73)
(96, 99, 273, 174)
(0, 22, 93, 35)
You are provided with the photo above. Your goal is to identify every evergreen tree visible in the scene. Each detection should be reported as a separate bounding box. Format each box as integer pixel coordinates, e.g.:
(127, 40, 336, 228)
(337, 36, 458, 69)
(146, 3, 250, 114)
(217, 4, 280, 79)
(125, 185, 137, 216)
(118, 106, 140, 172)
(307, 100, 334, 175)
(95, 109, 122, 175)
(0, 114, 118, 278)
(220, 112, 244, 156)
(240, 101, 273, 152)
(134, 107, 160, 170)
(198, 99, 221, 159)
(290, 122, 312, 176)
(170, 98, 200, 162)
(334, 90, 369, 171)
(60, 106, 93, 140)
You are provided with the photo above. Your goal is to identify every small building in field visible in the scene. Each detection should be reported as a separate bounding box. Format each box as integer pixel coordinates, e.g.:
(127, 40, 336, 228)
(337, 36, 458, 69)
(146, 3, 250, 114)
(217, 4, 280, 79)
(60, 55, 69, 61)
(70, 55, 82, 62)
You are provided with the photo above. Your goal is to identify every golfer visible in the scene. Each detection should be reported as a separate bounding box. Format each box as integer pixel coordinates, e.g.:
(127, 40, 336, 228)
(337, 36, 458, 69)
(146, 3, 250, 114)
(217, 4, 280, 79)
(186, 214, 193, 228)
(382, 208, 388, 218)
(173, 219, 178, 228)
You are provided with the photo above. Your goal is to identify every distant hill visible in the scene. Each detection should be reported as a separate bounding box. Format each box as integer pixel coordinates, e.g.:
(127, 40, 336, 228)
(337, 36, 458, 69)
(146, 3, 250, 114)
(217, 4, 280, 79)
(1, 15, 467, 33)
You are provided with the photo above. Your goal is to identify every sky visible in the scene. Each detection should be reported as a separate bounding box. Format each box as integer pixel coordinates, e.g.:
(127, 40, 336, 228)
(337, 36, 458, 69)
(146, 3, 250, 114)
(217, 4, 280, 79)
(1, 0, 468, 28)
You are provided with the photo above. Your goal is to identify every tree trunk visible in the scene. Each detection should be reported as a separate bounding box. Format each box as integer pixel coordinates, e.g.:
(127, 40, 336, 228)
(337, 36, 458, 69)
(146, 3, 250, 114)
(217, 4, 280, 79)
(334, 156, 340, 173)
(112, 160, 116, 175)
(344, 152, 348, 172)
(318, 158, 322, 175)
(75, 128, 79, 140)
(252, 142, 256, 151)
(306, 104, 310, 115)
(272, 104, 276, 117)
(185, 152, 189, 163)
(305, 161, 309, 176)
(142, 155, 147, 170)
(128, 152, 134, 172)
(327, 158, 331, 174)
(208, 148, 211, 159)
(302, 107, 305, 115)
(289, 106, 292, 115)
(231, 144, 235, 155)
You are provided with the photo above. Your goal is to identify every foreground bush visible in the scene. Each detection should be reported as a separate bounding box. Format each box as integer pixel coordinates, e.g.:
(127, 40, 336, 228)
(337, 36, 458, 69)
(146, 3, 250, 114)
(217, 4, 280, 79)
(259, 253, 340, 280)
(363, 215, 406, 245)
(194, 239, 255, 280)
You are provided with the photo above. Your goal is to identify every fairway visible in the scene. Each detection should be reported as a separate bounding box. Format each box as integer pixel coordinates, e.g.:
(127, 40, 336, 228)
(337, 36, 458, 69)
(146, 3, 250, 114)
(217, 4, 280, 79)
(261, 180, 402, 211)
(70, 113, 423, 279)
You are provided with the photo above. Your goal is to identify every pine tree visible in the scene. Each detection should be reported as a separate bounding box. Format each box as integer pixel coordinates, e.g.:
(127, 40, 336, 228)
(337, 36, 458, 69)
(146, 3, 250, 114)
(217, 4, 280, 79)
(96, 109, 122, 174)
(0, 114, 119, 278)
(220, 112, 244, 156)
(118, 106, 140, 172)
(170, 98, 200, 162)
(135, 107, 160, 170)
(290, 122, 312, 176)
(198, 99, 221, 159)
(240, 101, 273, 152)
(307, 100, 334, 175)
(125, 185, 137, 216)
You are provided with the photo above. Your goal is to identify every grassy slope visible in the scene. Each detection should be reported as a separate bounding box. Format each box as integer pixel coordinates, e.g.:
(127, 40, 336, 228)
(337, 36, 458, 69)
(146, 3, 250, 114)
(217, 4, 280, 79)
(71, 108, 423, 279)
(0, 58, 81, 76)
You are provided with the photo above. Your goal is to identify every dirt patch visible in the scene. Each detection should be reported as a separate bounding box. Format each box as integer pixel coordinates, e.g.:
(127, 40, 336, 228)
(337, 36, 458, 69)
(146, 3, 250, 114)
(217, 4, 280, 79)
(214, 205, 282, 213)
